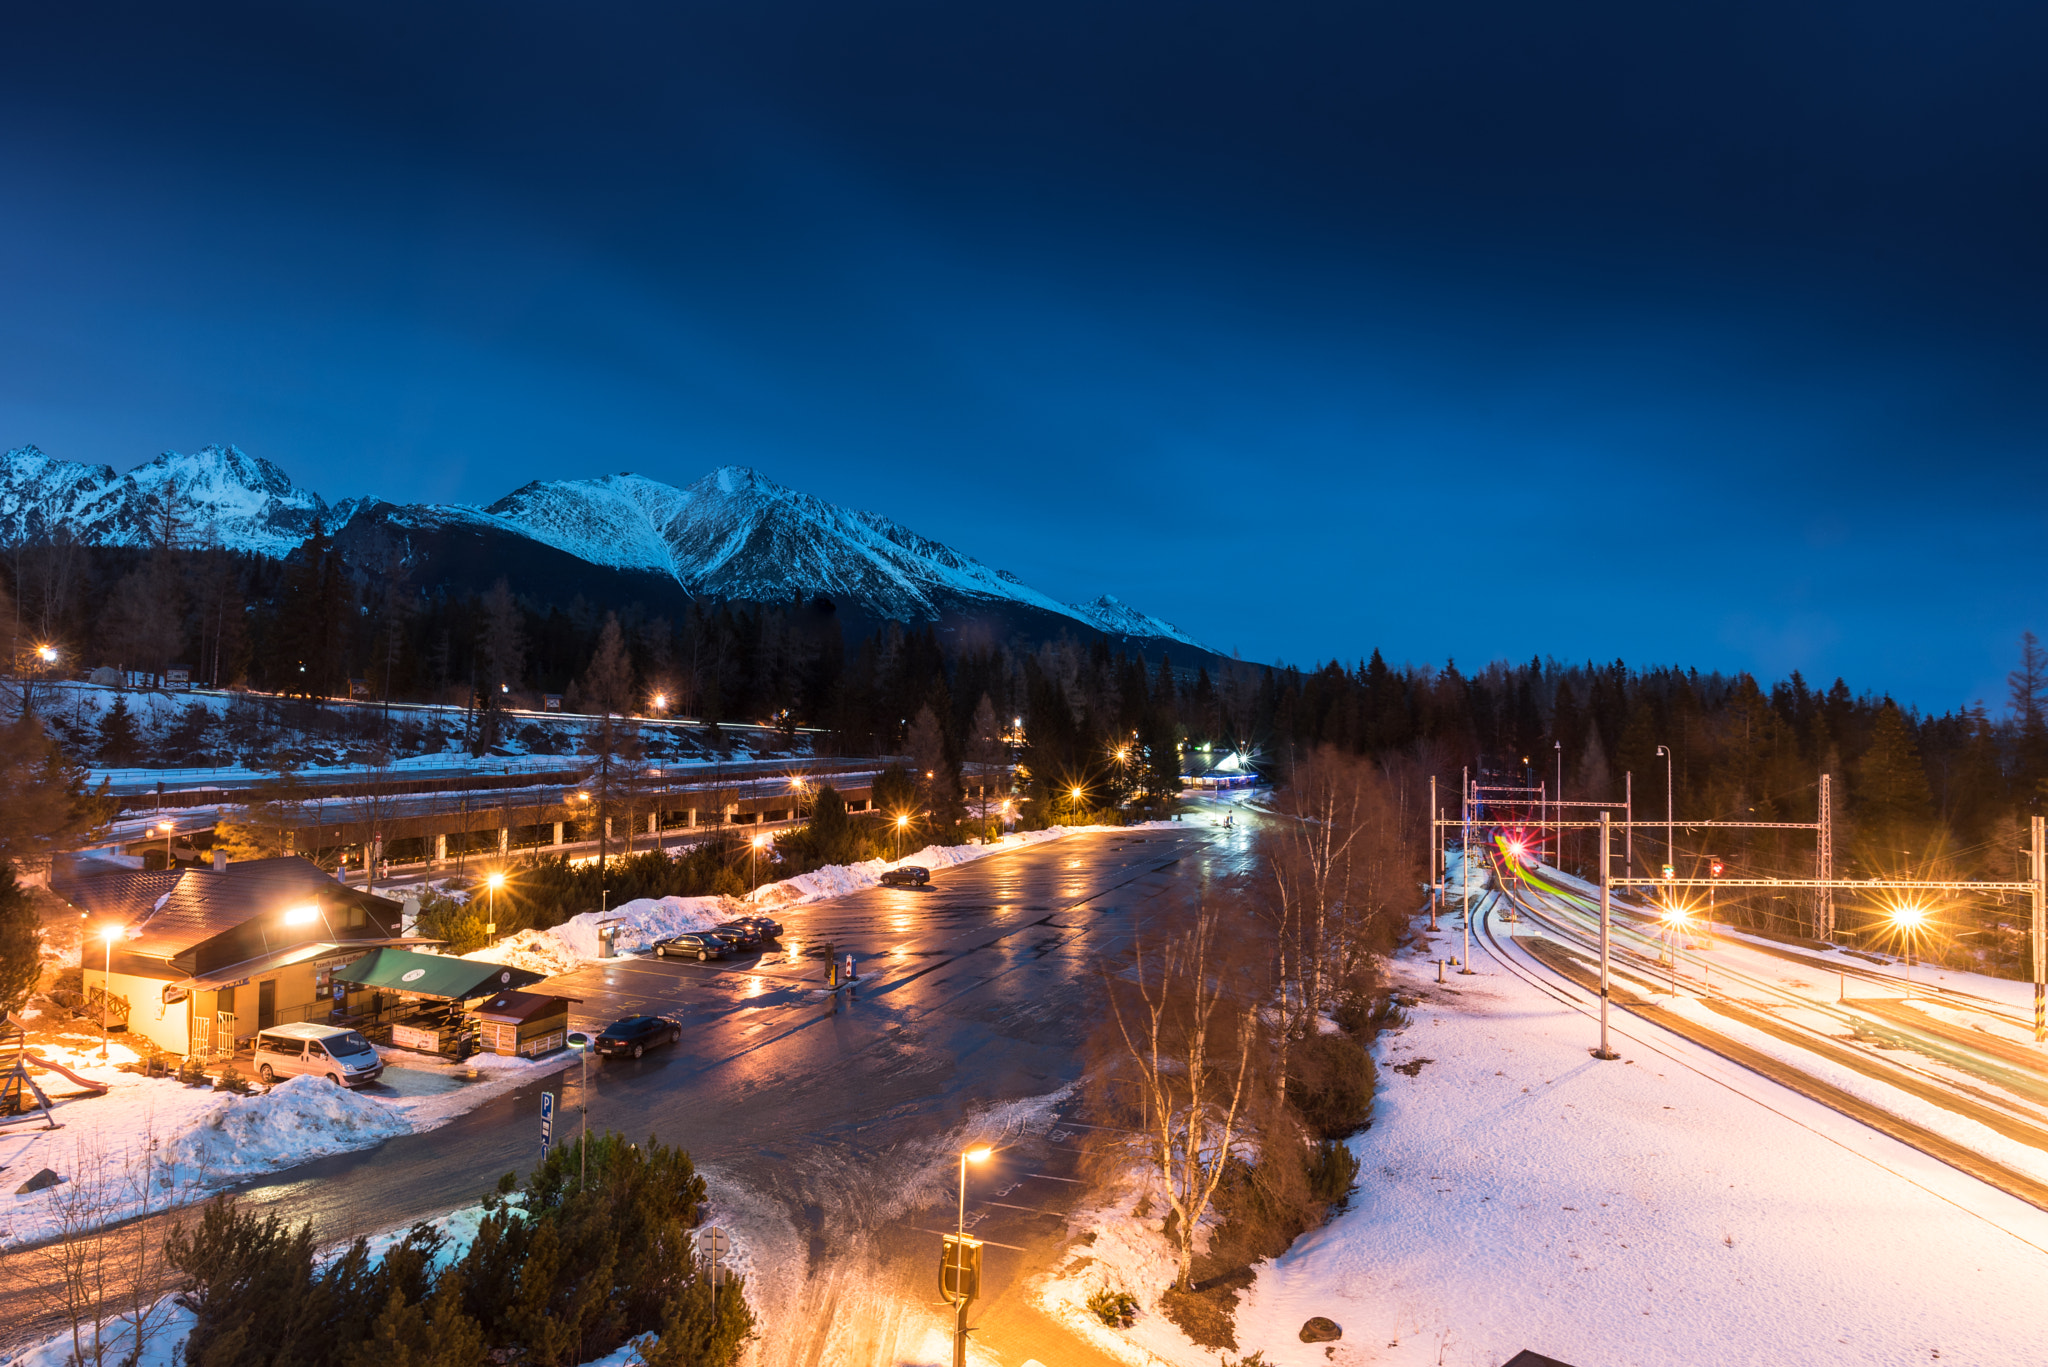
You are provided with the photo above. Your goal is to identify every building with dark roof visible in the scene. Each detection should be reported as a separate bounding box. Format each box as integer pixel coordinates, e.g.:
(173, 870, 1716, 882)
(54, 855, 434, 1058)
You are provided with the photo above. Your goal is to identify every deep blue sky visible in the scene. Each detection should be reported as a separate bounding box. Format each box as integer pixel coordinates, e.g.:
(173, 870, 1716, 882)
(5, 3, 2045, 711)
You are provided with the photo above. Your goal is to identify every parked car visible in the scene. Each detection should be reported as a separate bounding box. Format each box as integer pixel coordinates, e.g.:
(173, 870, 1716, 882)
(653, 932, 730, 961)
(595, 1015, 683, 1058)
(712, 920, 765, 948)
(704, 928, 755, 954)
(879, 865, 931, 887)
(254, 1023, 385, 1088)
(724, 913, 783, 940)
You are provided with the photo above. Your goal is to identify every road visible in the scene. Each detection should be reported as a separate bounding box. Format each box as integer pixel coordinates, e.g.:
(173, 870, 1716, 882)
(4, 801, 1261, 1365)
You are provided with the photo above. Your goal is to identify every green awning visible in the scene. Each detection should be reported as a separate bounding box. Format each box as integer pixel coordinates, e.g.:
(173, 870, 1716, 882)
(336, 947, 545, 1001)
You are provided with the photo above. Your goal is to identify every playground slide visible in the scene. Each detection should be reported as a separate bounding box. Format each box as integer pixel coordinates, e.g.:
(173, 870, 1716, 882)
(22, 1053, 111, 1096)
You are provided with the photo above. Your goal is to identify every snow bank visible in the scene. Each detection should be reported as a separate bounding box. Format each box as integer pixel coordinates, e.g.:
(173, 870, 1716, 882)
(467, 895, 735, 976)
(162, 1074, 413, 1182)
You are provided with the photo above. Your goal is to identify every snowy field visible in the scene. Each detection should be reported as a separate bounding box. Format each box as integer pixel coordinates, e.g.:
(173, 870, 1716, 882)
(1041, 915, 2048, 1367)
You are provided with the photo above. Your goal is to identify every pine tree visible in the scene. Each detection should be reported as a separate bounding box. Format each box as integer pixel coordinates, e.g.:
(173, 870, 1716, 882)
(0, 862, 42, 1015)
(1855, 700, 1934, 855)
(97, 694, 142, 765)
(0, 715, 108, 863)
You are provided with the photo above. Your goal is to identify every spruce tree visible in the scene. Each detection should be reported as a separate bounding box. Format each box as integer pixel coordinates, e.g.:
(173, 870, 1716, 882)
(97, 693, 142, 765)
(0, 863, 42, 1015)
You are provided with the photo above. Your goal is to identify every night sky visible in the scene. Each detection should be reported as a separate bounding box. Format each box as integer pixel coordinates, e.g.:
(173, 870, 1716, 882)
(5, 3, 2045, 709)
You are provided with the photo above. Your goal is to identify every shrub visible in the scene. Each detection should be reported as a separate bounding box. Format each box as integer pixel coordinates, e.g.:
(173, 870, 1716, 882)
(1287, 1032, 1375, 1139)
(1087, 1286, 1139, 1328)
(1305, 1139, 1360, 1208)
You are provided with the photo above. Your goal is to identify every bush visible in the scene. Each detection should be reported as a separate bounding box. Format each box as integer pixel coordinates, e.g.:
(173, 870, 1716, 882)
(413, 891, 493, 954)
(1305, 1139, 1360, 1208)
(1087, 1286, 1139, 1328)
(1287, 1032, 1375, 1139)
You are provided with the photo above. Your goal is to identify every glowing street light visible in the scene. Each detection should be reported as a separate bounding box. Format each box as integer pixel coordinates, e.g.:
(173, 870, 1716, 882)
(1889, 901, 1929, 983)
(651, 692, 668, 712)
(750, 832, 770, 886)
(36, 644, 57, 664)
(98, 925, 122, 1058)
(894, 812, 911, 860)
(957, 1145, 992, 1237)
(487, 870, 506, 943)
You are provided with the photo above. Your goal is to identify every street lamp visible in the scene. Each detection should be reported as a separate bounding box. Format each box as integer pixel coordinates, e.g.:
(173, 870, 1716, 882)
(1889, 901, 1928, 983)
(1655, 744, 1674, 880)
(99, 925, 122, 1059)
(957, 1144, 992, 1238)
(487, 871, 506, 944)
(895, 812, 910, 861)
(1660, 901, 1690, 996)
(150, 822, 174, 868)
(1070, 785, 1084, 822)
(651, 692, 667, 713)
(750, 832, 770, 886)
(1554, 740, 1563, 867)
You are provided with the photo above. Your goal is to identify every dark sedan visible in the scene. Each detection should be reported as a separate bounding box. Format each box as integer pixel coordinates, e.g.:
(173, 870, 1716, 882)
(595, 1015, 682, 1058)
(652, 932, 730, 961)
(712, 920, 766, 948)
(724, 914, 783, 940)
(879, 865, 931, 887)
(704, 928, 756, 955)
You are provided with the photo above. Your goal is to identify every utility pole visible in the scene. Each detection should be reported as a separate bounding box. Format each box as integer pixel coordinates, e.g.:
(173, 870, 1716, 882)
(1554, 741, 1564, 868)
(2033, 814, 2045, 1046)
(1429, 775, 1440, 931)
(1460, 769, 1475, 975)
(1625, 771, 1633, 877)
(1816, 773, 1835, 941)
(1595, 811, 1618, 1059)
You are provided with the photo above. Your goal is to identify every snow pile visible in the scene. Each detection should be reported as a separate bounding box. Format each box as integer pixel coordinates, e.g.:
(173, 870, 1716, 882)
(162, 1074, 414, 1180)
(467, 895, 734, 976)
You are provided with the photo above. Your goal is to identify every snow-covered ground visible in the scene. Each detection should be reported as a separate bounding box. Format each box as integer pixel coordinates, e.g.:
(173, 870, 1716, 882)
(0, 1034, 563, 1252)
(1041, 916, 2048, 1366)
(465, 823, 1179, 978)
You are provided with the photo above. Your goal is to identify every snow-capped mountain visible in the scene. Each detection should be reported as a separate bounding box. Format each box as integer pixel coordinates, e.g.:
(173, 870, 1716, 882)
(0, 444, 353, 556)
(0, 445, 1216, 658)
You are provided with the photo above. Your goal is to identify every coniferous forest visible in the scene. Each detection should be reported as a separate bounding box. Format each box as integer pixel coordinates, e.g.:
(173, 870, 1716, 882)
(6, 534, 2047, 966)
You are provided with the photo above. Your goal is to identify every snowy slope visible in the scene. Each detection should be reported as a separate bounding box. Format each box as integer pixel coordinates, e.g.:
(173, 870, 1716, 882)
(1067, 593, 1204, 648)
(0, 444, 341, 555)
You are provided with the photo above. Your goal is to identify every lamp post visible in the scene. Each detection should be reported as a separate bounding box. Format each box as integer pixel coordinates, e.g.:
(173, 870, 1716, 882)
(486, 871, 505, 946)
(151, 822, 174, 869)
(1656, 744, 1674, 880)
(952, 1145, 993, 1367)
(1553, 741, 1563, 868)
(750, 833, 769, 887)
(99, 925, 121, 1058)
(566, 1031, 591, 1186)
(895, 812, 909, 861)
(1070, 785, 1085, 824)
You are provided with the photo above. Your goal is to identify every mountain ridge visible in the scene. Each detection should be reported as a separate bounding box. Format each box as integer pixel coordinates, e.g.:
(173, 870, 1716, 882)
(0, 444, 1212, 658)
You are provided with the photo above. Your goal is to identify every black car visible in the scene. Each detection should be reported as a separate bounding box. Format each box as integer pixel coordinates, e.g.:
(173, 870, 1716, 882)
(724, 913, 783, 940)
(652, 932, 730, 961)
(879, 865, 931, 887)
(595, 1015, 682, 1058)
(703, 927, 755, 954)
(712, 920, 765, 948)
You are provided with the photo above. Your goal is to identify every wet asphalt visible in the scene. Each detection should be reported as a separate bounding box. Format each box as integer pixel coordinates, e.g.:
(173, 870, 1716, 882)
(37, 809, 1262, 1364)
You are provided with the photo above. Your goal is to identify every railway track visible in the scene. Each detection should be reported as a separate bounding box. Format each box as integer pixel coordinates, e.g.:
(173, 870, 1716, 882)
(1462, 848, 2048, 1215)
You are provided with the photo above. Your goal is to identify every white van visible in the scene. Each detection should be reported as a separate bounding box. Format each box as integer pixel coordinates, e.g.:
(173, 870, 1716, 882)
(253, 1022, 385, 1088)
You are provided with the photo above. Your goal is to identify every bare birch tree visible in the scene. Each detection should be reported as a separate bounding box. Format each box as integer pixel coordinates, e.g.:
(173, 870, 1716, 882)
(1102, 902, 1258, 1290)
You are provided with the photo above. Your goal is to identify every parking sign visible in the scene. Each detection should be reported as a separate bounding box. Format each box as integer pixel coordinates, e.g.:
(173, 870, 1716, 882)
(540, 1090, 555, 1152)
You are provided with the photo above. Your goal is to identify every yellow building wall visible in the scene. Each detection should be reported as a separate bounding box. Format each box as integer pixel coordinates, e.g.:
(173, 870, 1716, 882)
(82, 968, 189, 1055)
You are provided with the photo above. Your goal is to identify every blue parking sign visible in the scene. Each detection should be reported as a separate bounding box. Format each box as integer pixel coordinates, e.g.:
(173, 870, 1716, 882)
(540, 1091, 555, 1152)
